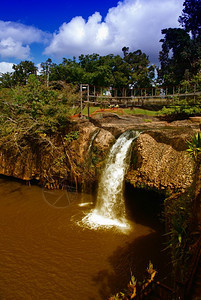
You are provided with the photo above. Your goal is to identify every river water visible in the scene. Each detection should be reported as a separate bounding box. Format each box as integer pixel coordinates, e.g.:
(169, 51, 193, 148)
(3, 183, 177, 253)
(0, 177, 168, 300)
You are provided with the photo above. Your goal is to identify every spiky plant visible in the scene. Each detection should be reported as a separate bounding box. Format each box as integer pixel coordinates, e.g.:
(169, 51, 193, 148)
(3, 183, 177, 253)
(186, 132, 201, 161)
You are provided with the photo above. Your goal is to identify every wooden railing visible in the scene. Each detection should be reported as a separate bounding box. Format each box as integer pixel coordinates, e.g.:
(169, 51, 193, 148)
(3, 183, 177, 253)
(80, 84, 201, 107)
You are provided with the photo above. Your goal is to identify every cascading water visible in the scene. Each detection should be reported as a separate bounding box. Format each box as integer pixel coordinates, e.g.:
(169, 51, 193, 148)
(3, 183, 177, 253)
(85, 129, 100, 170)
(87, 129, 100, 156)
(82, 130, 140, 230)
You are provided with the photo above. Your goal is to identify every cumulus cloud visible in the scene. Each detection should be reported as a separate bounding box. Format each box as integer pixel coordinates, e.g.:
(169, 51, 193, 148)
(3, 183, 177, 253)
(44, 0, 183, 63)
(0, 62, 14, 74)
(0, 21, 50, 60)
(0, 38, 30, 59)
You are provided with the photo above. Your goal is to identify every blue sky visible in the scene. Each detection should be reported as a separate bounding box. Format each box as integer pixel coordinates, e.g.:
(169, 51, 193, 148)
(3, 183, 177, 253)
(0, 0, 184, 73)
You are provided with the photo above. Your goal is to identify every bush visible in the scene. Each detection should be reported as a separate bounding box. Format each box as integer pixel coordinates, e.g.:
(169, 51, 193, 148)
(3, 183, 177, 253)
(0, 75, 79, 139)
(159, 97, 201, 120)
(186, 132, 201, 161)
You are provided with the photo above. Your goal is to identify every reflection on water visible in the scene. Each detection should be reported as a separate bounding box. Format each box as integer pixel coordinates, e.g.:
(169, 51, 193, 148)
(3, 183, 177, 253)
(0, 177, 168, 300)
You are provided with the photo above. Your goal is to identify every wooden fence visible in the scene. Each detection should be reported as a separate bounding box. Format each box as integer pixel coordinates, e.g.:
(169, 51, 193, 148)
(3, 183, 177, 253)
(79, 84, 201, 109)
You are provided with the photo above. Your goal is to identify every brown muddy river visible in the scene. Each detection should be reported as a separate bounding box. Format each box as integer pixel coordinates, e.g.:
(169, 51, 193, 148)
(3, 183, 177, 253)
(0, 177, 168, 300)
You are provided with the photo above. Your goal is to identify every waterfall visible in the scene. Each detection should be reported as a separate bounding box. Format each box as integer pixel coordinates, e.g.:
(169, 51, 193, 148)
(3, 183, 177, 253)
(87, 129, 100, 157)
(82, 130, 140, 230)
(85, 129, 100, 169)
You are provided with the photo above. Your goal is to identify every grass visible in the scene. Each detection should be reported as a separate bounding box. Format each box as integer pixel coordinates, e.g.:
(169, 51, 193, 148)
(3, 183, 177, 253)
(80, 106, 159, 117)
(123, 108, 158, 116)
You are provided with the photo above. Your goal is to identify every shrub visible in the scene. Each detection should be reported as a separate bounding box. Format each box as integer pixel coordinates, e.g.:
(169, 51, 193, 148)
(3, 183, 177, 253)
(186, 132, 201, 161)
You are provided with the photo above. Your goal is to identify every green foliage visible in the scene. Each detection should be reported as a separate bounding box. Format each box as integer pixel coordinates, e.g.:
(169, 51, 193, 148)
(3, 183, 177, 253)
(64, 131, 79, 143)
(0, 75, 79, 145)
(123, 108, 158, 116)
(159, 0, 201, 86)
(39, 49, 155, 89)
(159, 96, 201, 118)
(0, 49, 155, 89)
(159, 28, 200, 85)
(91, 145, 103, 166)
(12, 61, 38, 86)
(0, 72, 15, 88)
(160, 105, 201, 117)
(186, 132, 201, 161)
(179, 0, 201, 39)
(143, 118, 153, 123)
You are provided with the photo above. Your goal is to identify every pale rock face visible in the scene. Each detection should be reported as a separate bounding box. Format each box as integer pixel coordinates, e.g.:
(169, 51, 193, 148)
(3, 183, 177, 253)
(94, 129, 115, 150)
(127, 132, 194, 192)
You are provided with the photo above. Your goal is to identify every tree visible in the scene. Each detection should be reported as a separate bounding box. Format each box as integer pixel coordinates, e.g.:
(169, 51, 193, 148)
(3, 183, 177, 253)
(159, 28, 193, 85)
(159, 27, 201, 85)
(0, 74, 78, 140)
(40, 50, 155, 88)
(12, 61, 37, 85)
(122, 46, 129, 58)
(0, 72, 14, 88)
(40, 58, 53, 86)
(179, 0, 201, 39)
(159, 0, 201, 85)
(79, 53, 100, 72)
(123, 49, 153, 88)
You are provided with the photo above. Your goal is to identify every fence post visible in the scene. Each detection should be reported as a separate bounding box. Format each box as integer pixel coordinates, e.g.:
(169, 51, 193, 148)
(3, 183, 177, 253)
(194, 84, 196, 104)
(94, 85, 96, 102)
(80, 84, 83, 118)
(87, 84, 90, 118)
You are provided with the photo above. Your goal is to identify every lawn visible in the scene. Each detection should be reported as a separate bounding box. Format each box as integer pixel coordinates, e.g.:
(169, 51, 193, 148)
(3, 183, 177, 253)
(81, 106, 159, 117)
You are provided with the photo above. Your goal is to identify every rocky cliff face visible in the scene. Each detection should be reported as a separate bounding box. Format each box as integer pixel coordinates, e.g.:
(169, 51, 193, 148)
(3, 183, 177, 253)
(0, 119, 115, 188)
(127, 130, 194, 193)
(0, 116, 198, 194)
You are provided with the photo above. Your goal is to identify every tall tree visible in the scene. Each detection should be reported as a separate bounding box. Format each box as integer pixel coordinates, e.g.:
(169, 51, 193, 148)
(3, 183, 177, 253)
(123, 49, 153, 88)
(0, 72, 14, 88)
(12, 61, 37, 85)
(44, 50, 155, 88)
(159, 0, 201, 85)
(40, 58, 53, 86)
(159, 28, 193, 85)
(179, 0, 201, 39)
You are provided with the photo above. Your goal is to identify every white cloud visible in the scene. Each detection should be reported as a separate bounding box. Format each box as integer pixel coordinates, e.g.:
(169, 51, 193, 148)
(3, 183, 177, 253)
(44, 0, 184, 63)
(0, 37, 30, 59)
(0, 21, 50, 60)
(36, 63, 42, 75)
(0, 62, 14, 74)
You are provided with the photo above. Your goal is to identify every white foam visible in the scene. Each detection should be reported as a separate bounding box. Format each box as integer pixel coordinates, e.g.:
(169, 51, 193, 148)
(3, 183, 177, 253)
(81, 210, 131, 232)
(78, 202, 93, 207)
